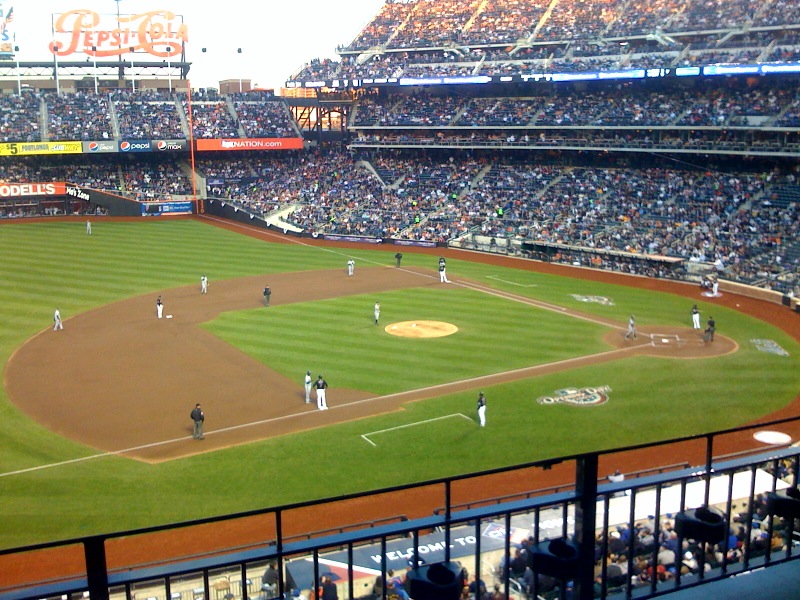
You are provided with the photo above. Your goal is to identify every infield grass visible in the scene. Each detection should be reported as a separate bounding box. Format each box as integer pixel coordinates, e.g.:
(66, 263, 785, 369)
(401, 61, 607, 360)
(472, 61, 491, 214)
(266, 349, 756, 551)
(0, 219, 798, 548)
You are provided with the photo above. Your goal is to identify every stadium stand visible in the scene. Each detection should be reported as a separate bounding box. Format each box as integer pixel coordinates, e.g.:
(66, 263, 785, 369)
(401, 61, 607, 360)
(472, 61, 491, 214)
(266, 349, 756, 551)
(3, 2, 800, 598)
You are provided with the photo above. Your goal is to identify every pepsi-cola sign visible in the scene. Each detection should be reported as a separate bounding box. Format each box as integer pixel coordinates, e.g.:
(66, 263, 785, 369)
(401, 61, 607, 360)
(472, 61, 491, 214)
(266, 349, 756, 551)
(153, 139, 187, 152)
(119, 140, 152, 153)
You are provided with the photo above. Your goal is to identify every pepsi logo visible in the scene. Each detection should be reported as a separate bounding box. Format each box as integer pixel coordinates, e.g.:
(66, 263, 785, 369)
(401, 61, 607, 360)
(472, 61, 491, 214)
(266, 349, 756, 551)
(88, 142, 99, 152)
(120, 141, 131, 151)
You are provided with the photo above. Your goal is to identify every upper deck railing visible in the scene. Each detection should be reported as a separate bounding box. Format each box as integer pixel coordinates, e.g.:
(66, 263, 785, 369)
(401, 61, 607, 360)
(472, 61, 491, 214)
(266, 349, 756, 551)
(1, 415, 798, 600)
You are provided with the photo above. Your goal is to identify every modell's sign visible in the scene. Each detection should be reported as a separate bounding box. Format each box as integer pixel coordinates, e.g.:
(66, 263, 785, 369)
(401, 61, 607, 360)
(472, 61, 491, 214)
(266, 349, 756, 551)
(0, 182, 67, 198)
(50, 9, 187, 58)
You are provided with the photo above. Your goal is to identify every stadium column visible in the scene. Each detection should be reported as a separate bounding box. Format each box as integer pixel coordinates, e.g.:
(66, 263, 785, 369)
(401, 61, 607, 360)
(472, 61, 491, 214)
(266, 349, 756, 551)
(84, 536, 110, 600)
(574, 455, 598, 600)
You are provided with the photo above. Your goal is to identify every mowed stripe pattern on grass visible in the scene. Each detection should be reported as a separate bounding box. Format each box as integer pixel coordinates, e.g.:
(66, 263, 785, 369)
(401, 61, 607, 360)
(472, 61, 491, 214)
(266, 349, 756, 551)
(204, 287, 611, 395)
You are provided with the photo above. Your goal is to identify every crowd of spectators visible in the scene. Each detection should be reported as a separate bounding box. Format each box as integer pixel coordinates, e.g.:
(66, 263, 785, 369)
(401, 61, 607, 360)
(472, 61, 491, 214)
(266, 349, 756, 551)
(294, 0, 800, 86)
(112, 89, 186, 140)
(0, 156, 120, 190)
(0, 89, 301, 143)
(181, 99, 240, 139)
(233, 100, 299, 139)
(493, 473, 799, 600)
(46, 92, 114, 141)
(203, 148, 798, 291)
(352, 86, 800, 134)
(2, 146, 797, 292)
(0, 93, 42, 142)
(343, 0, 800, 52)
(120, 158, 192, 199)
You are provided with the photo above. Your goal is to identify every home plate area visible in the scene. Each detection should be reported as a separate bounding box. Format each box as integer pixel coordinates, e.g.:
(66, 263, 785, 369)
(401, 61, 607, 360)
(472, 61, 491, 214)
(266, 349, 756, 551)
(649, 333, 683, 347)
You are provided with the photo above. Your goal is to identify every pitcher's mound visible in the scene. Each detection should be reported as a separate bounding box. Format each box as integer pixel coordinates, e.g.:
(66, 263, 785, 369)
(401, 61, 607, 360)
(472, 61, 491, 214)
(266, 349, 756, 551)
(385, 320, 458, 338)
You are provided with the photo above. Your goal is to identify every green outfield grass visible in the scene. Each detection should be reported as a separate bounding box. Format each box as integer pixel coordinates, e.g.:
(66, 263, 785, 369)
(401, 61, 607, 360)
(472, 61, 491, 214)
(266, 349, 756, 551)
(0, 219, 798, 549)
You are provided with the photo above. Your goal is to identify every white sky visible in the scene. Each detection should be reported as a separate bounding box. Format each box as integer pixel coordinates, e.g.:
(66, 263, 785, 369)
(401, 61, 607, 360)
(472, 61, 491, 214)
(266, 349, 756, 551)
(3, 0, 385, 92)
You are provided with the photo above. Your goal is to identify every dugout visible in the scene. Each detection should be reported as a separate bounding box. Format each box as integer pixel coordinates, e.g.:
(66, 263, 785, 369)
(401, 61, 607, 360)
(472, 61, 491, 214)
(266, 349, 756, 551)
(522, 241, 685, 276)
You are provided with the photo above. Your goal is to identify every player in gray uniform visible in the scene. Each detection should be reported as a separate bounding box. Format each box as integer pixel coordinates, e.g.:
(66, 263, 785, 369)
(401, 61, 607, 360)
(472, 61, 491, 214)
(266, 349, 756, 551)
(374, 302, 381, 325)
(347, 259, 355, 276)
(304, 371, 312, 403)
(263, 285, 271, 307)
(201, 274, 208, 294)
(190, 403, 205, 440)
(624, 314, 637, 340)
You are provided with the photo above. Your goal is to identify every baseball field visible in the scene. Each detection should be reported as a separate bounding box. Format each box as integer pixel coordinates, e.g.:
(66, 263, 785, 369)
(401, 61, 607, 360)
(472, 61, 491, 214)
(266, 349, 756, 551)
(0, 216, 799, 559)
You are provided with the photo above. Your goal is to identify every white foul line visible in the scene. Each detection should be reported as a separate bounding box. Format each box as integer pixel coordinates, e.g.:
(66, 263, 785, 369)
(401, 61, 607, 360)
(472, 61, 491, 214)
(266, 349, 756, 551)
(486, 275, 537, 287)
(361, 413, 473, 447)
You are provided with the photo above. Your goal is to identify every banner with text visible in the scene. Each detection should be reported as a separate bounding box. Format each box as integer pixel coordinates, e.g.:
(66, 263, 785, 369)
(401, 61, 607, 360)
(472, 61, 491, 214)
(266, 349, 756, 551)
(51, 9, 186, 60)
(0, 142, 82, 156)
(195, 138, 304, 152)
(0, 182, 67, 198)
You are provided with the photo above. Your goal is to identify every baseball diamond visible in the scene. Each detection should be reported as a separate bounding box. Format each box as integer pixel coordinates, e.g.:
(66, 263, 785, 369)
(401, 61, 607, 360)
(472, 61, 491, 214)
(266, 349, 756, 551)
(5, 262, 737, 463)
(0, 216, 798, 588)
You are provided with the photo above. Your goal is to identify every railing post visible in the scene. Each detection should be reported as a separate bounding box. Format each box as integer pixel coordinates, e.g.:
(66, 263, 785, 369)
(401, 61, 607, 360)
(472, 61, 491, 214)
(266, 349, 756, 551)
(84, 536, 109, 600)
(574, 455, 598, 600)
(444, 480, 451, 562)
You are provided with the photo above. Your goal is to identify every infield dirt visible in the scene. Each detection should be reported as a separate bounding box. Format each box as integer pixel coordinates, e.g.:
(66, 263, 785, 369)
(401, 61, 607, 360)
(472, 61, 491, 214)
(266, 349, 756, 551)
(6, 265, 734, 463)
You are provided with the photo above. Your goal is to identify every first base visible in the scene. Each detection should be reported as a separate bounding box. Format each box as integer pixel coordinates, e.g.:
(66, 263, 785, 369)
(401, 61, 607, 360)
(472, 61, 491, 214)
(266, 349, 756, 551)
(166, 315, 173, 319)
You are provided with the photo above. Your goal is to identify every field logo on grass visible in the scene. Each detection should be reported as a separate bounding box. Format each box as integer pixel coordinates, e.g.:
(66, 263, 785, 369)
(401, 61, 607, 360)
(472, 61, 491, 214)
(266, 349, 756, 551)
(751, 339, 789, 356)
(537, 386, 612, 406)
(571, 294, 615, 306)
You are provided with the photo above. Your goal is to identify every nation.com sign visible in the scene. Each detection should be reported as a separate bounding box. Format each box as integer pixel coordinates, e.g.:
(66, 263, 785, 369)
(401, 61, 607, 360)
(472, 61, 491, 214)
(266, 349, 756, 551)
(195, 138, 304, 152)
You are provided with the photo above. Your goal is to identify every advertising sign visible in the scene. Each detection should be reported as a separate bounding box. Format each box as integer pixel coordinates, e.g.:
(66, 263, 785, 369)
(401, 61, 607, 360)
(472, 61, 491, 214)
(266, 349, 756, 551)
(65, 184, 91, 202)
(0, 4, 13, 58)
(152, 139, 188, 152)
(195, 138, 304, 152)
(51, 9, 187, 60)
(0, 141, 82, 156)
(0, 182, 66, 198)
(119, 140, 153, 153)
(83, 140, 117, 153)
(141, 201, 193, 216)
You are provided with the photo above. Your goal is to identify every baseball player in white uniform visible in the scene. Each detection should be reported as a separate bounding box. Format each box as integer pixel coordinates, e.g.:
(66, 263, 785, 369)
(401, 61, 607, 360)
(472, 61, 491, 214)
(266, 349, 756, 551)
(86, 220, 92, 235)
(53, 307, 63, 331)
(201, 274, 208, 294)
(304, 371, 312, 403)
(374, 302, 381, 325)
(347, 259, 355, 276)
(477, 391, 486, 427)
(691, 304, 701, 329)
(438, 257, 450, 283)
(315, 375, 328, 410)
(156, 296, 164, 319)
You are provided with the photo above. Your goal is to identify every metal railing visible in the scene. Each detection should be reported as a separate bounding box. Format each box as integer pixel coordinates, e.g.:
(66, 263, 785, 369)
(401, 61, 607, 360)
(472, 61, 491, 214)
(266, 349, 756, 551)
(1, 416, 798, 600)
